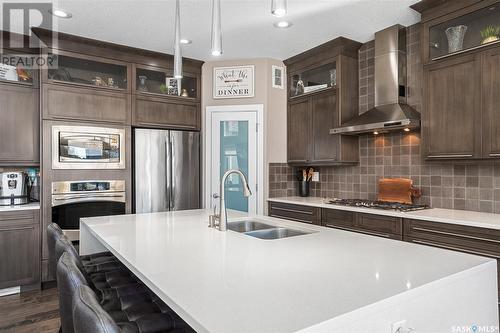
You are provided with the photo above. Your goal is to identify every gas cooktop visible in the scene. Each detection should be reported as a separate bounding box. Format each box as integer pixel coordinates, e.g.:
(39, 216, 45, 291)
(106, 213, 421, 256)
(325, 198, 429, 212)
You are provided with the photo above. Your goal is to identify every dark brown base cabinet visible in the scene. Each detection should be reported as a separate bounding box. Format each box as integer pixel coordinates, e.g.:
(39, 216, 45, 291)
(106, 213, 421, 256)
(0, 210, 40, 290)
(268, 202, 321, 225)
(322, 208, 402, 240)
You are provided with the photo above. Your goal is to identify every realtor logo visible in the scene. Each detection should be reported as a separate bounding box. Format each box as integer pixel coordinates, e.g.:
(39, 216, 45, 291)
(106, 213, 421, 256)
(1, 2, 57, 69)
(1, 2, 52, 49)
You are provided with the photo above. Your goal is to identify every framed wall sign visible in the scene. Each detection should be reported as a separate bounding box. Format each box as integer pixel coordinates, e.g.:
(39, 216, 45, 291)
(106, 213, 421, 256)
(213, 65, 254, 99)
(272, 65, 284, 89)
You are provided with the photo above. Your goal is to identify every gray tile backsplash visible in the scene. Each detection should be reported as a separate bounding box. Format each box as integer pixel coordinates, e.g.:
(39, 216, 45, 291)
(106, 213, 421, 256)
(270, 23, 500, 214)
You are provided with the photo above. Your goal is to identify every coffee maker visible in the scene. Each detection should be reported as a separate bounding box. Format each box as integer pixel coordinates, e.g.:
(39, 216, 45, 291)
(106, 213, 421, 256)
(0, 172, 29, 205)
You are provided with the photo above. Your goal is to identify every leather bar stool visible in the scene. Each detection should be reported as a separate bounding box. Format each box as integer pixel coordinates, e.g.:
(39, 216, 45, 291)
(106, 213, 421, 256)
(63, 258, 191, 333)
(47, 223, 118, 274)
(73, 285, 194, 333)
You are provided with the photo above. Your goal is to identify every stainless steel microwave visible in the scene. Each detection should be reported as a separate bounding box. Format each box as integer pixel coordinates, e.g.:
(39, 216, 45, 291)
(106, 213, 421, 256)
(52, 125, 126, 169)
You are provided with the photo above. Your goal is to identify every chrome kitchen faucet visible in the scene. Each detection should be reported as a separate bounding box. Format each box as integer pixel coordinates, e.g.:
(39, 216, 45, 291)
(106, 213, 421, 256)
(209, 169, 252, 231)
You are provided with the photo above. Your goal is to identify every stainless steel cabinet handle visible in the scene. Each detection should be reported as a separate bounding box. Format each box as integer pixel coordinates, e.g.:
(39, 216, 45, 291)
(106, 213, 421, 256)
(269, 214, 312, 224)
(326, 224, 392, 238)
(271, 206, 313, 215)
(411, 239, 500, 259)
(411, 226, 500, 244)
(489, 153, 500, 157)
(427, 154, 473, 158)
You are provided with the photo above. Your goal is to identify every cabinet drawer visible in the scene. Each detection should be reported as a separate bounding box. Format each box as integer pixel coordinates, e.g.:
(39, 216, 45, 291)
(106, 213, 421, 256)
(0, 210, 37, 226)
(321, 208, 355, 229)
(403, 219, 500, 259)
(356, 213, 402, 239)
(133, 96, 199, 130)
(42, 84, 131, 124)
(268, 202, 320, 225)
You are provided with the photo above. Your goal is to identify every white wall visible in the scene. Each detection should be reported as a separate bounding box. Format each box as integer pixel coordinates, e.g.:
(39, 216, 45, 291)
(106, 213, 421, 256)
(201, 58, 287, 213)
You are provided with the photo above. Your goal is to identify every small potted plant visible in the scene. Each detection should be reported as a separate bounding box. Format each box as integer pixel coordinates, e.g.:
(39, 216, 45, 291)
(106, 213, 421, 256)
(159, 83, 168, 94)
(297, 167, 314, 197)
(480, 25, 500, 45)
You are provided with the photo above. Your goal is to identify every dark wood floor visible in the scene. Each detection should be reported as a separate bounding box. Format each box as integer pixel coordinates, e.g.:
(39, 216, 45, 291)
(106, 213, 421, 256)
(0, 288, 60, 333)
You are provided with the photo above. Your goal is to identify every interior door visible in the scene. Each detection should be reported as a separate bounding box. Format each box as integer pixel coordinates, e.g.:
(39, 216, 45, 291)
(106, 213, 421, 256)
(211, 112, 257, 214)
(134, 129, 170, 213)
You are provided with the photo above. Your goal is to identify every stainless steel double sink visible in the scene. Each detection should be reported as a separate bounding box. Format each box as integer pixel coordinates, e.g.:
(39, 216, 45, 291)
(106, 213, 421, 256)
(226, 220, 312, 240)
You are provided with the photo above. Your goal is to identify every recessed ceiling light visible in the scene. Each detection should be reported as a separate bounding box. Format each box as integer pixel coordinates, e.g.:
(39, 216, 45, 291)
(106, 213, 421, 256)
(180, 39, 192, 45)
(49, 9, 72, 18)
(274, 21, 292, 29)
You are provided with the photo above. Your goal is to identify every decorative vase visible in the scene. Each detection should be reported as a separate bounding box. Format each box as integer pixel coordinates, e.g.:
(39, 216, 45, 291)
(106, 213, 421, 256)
(329, 69, 337, 87)
(138, 75, 148, 92)
(295, 77, 305, 96)
(482, 36, 499, 44)
(445, 25, 467, 53)
(298, 181, 310, 197)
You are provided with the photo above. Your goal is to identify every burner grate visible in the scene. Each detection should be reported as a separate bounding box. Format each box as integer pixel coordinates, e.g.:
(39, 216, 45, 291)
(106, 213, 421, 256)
(325, 198, 429, 212)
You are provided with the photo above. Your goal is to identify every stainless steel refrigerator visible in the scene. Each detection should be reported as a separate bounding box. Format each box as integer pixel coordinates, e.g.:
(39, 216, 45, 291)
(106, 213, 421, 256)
(134, 129, 200, 213)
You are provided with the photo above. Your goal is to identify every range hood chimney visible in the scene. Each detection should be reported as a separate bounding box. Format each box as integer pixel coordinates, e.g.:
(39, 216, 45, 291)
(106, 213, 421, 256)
(331, 25, 420, 135)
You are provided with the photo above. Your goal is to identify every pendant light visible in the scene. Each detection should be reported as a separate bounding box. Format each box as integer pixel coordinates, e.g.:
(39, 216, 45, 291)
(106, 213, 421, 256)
(173, 0, 183, 78)
(211, 0, 222, 56)
(271, 0, 287, 17)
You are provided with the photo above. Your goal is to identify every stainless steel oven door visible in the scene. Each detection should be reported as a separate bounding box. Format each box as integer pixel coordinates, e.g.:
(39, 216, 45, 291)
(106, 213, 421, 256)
(51, 191, 126, 242)
(52, 125, 126, 169)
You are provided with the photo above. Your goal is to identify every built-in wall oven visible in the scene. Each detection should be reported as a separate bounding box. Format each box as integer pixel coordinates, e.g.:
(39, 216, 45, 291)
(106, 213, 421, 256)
(51, 180, 126, 242)
(52, 125, 126, 169)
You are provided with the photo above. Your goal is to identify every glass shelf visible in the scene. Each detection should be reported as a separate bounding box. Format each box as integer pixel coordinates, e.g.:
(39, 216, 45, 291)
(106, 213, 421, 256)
(0, 53, 34, 85)
(48, 54, 127, 89)
(290, 62, 336, 97)
(136, 67, 197, 98)
(430, 4, 500, 60)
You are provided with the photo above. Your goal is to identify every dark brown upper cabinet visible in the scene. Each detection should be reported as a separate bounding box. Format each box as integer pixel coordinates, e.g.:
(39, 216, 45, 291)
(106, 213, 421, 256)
(0, 83, 39, 165)
(423, 53, 482, 159)
(482, 47, 500, 158)
(284, 38, 361, 166)
(417, 0, 500, 160)
(132, 65, 201, 130)
(32, 29, 203, 129)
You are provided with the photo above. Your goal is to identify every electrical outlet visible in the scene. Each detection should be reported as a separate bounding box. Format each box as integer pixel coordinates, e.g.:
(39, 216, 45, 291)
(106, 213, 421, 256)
(312, 172, 320, 182)
(391, 320, 407, 333)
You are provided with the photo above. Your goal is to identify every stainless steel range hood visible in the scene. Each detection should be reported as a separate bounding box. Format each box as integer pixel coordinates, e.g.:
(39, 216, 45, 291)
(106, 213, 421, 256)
(331, 25, 420, 135)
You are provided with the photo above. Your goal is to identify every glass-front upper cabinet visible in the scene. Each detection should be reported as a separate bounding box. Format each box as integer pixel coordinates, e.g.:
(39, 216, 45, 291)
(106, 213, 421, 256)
(429, 4, 500, 60)
(47, 54, 128, 90)
(290, 62, 336, 97)
(135, 66, 198, 99)
(0, 51, 35, 85)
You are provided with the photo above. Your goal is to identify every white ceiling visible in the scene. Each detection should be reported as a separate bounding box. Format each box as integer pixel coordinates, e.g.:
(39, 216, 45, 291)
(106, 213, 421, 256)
(3, 0, 421, 61)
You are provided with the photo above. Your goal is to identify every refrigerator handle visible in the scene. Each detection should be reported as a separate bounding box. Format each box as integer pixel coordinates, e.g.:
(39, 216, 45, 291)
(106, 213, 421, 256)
(169, 133, 175, 210)
(165, 133, 172, 211)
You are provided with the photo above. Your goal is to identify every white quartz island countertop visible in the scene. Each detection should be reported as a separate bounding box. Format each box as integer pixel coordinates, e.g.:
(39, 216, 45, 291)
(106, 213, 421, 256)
(81, 210, 499, 332)
(269, 196, 500, 230)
